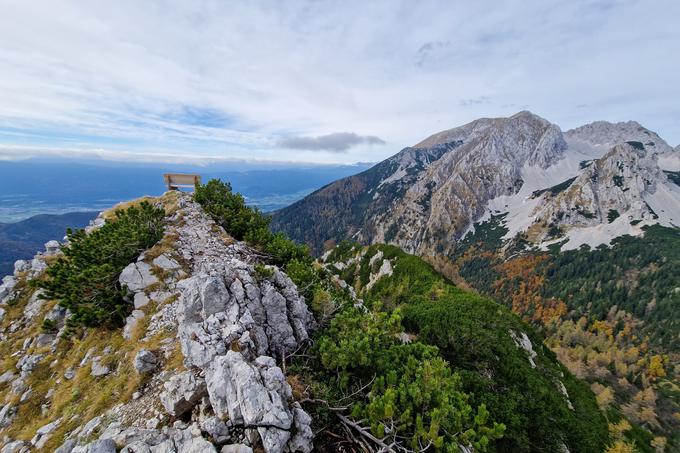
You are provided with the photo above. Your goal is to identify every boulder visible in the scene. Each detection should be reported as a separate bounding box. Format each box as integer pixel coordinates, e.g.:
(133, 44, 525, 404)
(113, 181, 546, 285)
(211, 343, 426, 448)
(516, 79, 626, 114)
(0, 404, 17, 428)
(16, 354, 43, 374)
(35, 333, 56, 347)
(13, 260, 30, 275)
(44, 304, 68, 329)
(119, 262, 158, 293)
(23, 291, 45, 320)
(79, 416, 103, 439)
(206, 351, 299, 452)
(0, 370, 15, 384)
(200, 416, 231, 444)
(289, 404, 314, 453)
(160, 371, 207, 417)
(133, 349, 157, 375)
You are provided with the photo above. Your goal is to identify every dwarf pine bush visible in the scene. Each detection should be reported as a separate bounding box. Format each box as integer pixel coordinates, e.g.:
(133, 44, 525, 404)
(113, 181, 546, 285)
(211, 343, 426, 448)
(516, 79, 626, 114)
(195, 179, 310, 267)
(39, 201, 164, 330)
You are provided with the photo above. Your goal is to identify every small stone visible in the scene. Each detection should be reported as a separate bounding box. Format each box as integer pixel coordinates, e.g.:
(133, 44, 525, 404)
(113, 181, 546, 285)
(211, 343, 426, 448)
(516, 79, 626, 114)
(90, 358, 110, 377)
(79, 347, 96, 367)
(132, 391, 141, 400)
(64, 368, 76, 380)
(146, 417, 160, 429)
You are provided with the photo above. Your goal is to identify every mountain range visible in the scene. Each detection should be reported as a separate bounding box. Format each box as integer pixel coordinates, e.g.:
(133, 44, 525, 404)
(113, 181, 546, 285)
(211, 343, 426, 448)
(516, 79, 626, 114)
(271, 111, 680, 255)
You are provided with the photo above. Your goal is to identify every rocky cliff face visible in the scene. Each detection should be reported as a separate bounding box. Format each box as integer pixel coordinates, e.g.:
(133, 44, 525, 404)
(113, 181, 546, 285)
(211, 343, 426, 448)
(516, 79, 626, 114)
(272, 112, 680, 255)
(0, 193, 315, 453)
(523, 142, 680, 248)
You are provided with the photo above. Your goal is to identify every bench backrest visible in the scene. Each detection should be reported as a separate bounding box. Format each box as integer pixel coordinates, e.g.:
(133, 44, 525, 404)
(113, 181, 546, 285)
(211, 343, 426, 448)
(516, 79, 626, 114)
(164, 173, 201, 190)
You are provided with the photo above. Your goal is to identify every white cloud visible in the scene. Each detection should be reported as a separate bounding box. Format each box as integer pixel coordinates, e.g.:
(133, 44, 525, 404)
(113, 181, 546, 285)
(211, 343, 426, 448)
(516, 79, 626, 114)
(0, 0, 678, 165)
(277, 133, 385, 152)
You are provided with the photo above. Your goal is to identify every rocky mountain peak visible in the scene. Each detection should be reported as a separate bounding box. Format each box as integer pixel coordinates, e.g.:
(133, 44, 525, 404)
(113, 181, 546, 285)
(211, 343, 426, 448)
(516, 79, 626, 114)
(413, 111, 566, 169)
(565, 120, 673, 154)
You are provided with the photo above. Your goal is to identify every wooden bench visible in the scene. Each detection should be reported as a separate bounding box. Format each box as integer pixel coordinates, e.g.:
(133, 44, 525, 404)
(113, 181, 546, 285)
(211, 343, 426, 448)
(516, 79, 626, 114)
(163, 173, 201, 190)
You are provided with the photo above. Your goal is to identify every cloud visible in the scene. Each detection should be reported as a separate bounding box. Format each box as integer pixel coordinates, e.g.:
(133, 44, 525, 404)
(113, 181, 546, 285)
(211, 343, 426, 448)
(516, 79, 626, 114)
(277, 132, 385, 153)
(0, 0, 678, 164)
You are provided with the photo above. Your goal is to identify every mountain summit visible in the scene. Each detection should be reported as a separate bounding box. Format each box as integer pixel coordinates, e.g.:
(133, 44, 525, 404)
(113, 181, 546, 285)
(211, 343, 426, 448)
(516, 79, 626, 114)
(271, 112, 680, 255)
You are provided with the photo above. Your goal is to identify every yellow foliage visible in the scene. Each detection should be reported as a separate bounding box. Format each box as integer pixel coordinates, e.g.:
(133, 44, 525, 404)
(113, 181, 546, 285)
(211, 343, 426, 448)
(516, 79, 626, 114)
(605, 440, 637, 453)
(645, 355, 666, 381)
(608, 419, 632, 439)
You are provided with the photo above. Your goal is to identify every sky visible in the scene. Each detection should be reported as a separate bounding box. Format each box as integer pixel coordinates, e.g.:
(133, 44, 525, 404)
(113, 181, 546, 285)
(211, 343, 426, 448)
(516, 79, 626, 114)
(0, 0, 678, 166)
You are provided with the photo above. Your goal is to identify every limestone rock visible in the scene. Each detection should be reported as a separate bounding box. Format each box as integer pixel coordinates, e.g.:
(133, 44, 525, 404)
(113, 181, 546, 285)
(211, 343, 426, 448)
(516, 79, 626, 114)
(133, 349, 157, 375)
(200, 416, 231, 444)
(90, 358, 110, 377)
(123, 310, 145, 340)
(31, 418, 61, 449)
(160, 371, 207, 417)
(221, 445, 253, 453)
(133, 292, 150, 309)
(119, 262, 158, 293)
(16, 354, 42, 374)
(45, 240, 61, 255)
(71, 439, 117, 453)
(152, 254, 181, 271)
(54, 439, 76, 453)
(0, 440, 26, 453)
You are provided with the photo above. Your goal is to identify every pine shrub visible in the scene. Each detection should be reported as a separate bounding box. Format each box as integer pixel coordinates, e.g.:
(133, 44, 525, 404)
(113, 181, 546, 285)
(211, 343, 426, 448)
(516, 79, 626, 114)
(38, 201, 165, 329)
(194, 179, 310, 267)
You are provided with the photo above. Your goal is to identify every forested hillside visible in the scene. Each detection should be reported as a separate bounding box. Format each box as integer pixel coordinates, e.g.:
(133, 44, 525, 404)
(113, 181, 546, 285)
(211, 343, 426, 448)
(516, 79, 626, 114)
(449, 220, 680, 452)
(313, 242, 608, 452)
